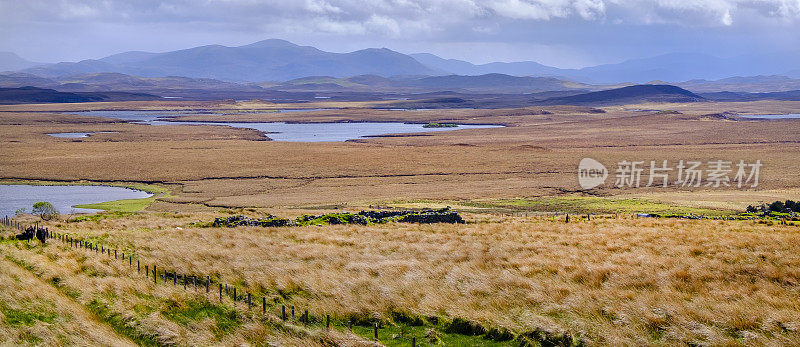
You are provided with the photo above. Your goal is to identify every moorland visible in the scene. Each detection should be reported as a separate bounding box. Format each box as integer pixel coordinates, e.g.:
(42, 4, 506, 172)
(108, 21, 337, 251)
(1, 96, 800, 345)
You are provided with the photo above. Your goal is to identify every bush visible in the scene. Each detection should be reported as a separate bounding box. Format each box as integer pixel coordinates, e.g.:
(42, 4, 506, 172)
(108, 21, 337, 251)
(769, 201, 785, 212)
(31, 201, 58, 220)
(786, 200, 800, 212)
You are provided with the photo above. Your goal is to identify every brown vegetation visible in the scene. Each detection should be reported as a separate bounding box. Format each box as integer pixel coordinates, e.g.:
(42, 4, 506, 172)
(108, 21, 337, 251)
(1, 100, 799, 208)
(4, 214, 800, 345)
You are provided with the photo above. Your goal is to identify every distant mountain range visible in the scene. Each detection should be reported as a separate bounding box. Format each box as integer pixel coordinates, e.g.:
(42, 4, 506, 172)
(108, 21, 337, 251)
(413, 52, 800, 84)
(673, 75, 800, 93)
(14, 39, 438, 82)
(4, 39, 800, 85)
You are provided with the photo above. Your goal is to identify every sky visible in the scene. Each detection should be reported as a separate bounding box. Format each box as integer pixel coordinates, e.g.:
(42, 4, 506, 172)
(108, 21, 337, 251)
(1, 0, 799, 69)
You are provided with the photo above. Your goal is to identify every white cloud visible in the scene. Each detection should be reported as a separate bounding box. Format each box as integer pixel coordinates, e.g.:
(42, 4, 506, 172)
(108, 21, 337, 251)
(721, 8, 733, 25)
(4, 0, 800, 29)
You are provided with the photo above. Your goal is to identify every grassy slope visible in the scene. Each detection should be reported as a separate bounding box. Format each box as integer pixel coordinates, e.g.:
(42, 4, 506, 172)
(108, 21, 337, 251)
(0, 240, 135, 345)
(75, 196, 157, 213)
(6, 213, 798, 345)
(0, 233, 342, 345)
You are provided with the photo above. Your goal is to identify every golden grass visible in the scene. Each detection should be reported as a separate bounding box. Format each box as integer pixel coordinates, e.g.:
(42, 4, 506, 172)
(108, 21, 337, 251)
(0, 227, 362, 346)
(0, 251, 136, 346)
(7, 213, 797, 345)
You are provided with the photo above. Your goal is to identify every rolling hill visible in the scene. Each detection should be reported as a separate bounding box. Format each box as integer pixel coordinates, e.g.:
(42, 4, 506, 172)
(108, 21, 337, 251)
(538, 84, 705, 105)
(0, 86, 159, 104)
(272, 73, 594, 94)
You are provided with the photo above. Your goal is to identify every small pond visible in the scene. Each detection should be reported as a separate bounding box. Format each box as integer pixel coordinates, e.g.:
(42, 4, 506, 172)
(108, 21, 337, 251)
(148, 121, 499, 142)
(0, 185, 152, 217)
(47, 131, 116, 138)
(740, 114, 800, 119)
(70, 110, 501, 142)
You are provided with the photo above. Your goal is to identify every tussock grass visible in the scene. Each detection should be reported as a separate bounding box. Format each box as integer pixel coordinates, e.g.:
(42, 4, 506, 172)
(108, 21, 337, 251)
(7, 213, 800, 345)
(0, 228, 354, 345)
(0, 251, 136, 345)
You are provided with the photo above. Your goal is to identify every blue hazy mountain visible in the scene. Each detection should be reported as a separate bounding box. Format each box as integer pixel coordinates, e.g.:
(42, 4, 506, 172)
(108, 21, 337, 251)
(21, 39, 439, 82)
(0, 52, 43, 72)
(10, 39, 800, 85)
(411, 52, 800, 84)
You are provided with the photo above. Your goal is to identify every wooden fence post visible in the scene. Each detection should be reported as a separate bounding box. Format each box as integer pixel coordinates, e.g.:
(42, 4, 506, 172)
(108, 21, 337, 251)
(247, 293, 251, 308)
(291, 306, 295, 320)
(303, 310, 308, 326)
(374, 323, 378, 341)
(206, 276, 210, 293)
(326, 315, 330, 329)
(153, 265, 157, 284)
(281, 305, 286, 321)
(219, 284, 223, 302)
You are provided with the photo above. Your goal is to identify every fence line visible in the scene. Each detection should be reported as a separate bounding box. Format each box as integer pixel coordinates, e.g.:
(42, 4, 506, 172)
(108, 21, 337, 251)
(2, 215, 401, 345)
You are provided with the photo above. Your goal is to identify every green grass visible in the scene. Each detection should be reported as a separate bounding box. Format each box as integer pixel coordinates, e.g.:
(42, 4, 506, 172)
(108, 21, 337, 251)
(86, 298, 162, 347)
(162, 299, 241, 338)
(350, 324, 513, 346)
(68, 211, 135, 223)
(460, 196, 730, 216)
(0, 302, 58, 326)
(75, 197, 156, 213)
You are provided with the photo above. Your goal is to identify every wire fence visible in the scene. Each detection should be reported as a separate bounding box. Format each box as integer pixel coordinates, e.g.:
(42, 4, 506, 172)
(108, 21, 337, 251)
(1, 215, 421, 346)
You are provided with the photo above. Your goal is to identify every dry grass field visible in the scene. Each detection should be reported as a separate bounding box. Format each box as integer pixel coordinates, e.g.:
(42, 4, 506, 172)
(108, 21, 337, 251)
(1, 100, 800, 209)
(1, 99, 800, 345)
(2, 214, 800, 345)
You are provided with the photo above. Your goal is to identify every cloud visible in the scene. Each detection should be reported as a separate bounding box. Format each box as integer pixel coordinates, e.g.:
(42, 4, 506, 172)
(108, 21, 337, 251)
(3, 0, 800, 31)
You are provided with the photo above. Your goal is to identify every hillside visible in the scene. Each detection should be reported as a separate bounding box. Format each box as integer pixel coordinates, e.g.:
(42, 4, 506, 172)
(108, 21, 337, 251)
(0, 86, 159, 104)
(539, 84, 705, 105)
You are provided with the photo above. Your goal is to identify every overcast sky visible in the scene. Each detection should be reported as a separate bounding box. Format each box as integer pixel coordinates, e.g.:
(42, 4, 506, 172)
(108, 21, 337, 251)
(1, 0, 799, 68)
